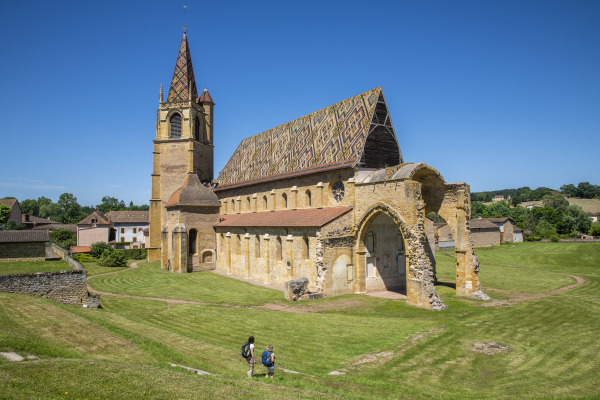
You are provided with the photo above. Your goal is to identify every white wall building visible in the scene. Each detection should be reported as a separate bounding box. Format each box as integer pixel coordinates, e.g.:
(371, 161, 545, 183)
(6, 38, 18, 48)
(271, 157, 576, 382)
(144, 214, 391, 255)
(105, 211, 149, 248)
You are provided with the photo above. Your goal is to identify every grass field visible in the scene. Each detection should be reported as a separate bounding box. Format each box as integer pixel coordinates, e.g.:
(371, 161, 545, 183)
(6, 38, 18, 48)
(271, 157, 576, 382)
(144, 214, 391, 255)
(1, 242, 599, 399)
(82, 261, 129, 277)
(0, 260, 71, 275)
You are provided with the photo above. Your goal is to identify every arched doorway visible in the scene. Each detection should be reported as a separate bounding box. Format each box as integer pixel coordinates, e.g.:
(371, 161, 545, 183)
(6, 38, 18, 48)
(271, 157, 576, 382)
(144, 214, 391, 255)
(330, 254, 352, 297)
(361, 213, 406, 293)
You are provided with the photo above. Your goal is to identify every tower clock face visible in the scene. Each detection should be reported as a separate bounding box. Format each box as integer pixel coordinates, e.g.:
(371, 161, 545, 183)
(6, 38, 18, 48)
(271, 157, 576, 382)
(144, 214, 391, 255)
(332, 181, 345, 202)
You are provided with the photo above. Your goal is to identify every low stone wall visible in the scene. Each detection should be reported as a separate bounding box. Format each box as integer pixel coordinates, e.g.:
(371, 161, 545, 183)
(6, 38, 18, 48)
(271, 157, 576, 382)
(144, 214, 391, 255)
(0, 244, 100, 307)
(0, 270, 99, 307)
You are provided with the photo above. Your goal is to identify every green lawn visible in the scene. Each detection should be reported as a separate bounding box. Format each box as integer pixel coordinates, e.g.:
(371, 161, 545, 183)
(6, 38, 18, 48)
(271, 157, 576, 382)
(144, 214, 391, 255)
(1, 242, 599, 399)
(82, 261, 129, 277)
(0, 260, 71, 275)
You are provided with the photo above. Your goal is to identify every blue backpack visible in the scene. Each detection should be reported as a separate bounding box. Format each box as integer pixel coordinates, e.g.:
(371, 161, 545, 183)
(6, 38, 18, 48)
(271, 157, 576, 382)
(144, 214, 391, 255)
(262, 351, 273, 367)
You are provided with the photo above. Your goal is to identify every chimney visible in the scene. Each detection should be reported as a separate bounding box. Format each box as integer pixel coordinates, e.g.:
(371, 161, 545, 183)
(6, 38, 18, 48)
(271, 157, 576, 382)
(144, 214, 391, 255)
(47, 217, 51, 220)
(107, 216, 111, 222)
(22, 214, 29, 222)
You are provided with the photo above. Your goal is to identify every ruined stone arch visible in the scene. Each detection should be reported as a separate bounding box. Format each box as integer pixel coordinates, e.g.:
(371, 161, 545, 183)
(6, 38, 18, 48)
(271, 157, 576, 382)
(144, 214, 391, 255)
(355, 202, 411, 254)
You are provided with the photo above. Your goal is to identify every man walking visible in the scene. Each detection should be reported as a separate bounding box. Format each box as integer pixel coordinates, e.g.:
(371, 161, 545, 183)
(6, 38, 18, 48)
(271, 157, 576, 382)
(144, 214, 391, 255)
(243, 336, 256, 378)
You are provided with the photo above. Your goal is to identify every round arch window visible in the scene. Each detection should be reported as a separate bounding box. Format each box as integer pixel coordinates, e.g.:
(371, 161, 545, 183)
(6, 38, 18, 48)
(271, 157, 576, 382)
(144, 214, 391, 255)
(332, 181, 345, 202)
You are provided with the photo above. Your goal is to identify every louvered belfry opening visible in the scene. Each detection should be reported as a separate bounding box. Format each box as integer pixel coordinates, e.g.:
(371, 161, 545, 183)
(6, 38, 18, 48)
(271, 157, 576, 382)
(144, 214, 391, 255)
(358, 92, 402, 168)
(194, 116, 201, 142)
(170, 114, 182, 139)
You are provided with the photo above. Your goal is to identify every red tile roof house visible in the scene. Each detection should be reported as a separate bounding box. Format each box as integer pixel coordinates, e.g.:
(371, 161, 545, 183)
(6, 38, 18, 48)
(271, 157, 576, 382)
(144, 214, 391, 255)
(476, 217, 521, 243)
(0, 230, 50, 262)
(0, 199, 22, 226)
(76, 211, 114, 251)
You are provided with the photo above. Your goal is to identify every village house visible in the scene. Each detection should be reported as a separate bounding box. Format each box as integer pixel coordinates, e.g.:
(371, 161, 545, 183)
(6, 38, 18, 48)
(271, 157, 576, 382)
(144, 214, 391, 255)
(105, 211, 149, 248)
(476, 217, 522, 243)
(0, 199, 22, 226)
(76, 210, 114, 251)
(145, 32, 489, 310)
(492, 195, 505, 202)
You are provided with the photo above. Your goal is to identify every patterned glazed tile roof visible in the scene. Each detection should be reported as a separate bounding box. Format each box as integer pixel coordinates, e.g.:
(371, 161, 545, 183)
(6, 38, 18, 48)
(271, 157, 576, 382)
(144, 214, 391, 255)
(216, 207, 352, 228)
(167, 34, 198, 102)
(217, 87, 396, 189)
(105, 211, 149, 223)
(199, 88, 214, 103)
(77, 210, 111, 225)
(0, 229, 49, 242)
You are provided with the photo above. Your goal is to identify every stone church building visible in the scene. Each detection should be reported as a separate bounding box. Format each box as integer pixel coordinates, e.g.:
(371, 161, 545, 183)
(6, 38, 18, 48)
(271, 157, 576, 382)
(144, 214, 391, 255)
(147, 33, 488, 310)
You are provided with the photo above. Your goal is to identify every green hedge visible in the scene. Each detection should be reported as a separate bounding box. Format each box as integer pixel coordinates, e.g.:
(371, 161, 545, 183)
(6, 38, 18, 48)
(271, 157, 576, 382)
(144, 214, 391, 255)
(118, 248, 146, 260)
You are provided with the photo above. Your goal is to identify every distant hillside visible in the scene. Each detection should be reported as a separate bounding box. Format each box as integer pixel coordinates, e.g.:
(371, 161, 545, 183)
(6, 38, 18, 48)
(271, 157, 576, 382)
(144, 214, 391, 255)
(484, 198, 600, 213)
(472, 182, 599, 204)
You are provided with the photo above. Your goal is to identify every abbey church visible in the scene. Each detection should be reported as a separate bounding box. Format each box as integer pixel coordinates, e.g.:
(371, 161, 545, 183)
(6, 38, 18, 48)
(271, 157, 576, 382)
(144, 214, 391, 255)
(147, 33, 488, 310)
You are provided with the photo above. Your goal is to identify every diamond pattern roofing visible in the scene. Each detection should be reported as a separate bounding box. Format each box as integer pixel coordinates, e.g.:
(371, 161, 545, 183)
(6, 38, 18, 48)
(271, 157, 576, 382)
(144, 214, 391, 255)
(217, 87, 401, 189)
(167, 34, 198, 102)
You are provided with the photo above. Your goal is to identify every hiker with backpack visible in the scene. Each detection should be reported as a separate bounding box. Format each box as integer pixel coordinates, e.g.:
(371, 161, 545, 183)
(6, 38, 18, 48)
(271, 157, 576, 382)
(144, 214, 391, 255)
(241, 336, 255, 378)
(262, 344, 275, 379)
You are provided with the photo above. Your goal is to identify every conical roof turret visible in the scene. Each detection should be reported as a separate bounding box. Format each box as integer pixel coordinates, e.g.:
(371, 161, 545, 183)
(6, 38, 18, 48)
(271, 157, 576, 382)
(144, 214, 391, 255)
(199, 87, 214, 104)
(167, 34, 198, 102)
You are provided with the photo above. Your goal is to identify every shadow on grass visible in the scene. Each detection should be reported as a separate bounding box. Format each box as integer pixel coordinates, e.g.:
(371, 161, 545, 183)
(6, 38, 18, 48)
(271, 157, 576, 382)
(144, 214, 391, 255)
(436, 280, 456, 290)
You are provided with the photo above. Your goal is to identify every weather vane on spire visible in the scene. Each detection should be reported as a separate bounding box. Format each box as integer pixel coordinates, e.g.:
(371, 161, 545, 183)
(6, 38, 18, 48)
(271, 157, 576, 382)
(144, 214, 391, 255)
(183, 5, 187, 34)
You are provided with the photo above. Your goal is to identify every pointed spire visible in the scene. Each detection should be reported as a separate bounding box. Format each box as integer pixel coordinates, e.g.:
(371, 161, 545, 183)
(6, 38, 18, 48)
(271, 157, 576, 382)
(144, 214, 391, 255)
(159, 83, 163, 103)
(199, 86, 214, 104)
(167, 34, 198, 102)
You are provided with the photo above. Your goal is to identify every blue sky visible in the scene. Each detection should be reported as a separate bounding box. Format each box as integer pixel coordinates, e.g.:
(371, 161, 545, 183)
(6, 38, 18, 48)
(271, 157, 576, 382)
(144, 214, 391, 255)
(1, 0, 598, 206)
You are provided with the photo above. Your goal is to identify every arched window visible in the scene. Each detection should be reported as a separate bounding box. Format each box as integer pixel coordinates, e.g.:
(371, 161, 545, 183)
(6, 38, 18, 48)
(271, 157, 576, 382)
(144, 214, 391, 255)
(305, 190, 311, 207)
(188, 229, 197, 254)
(303, 236, 309, 260)
(246, 197, 251, 212)
(276, 236, 282, 261)
(255, 235, 260, 258)
(367, 231, 375, 253)
(263, 195, 268, 211)
(170, 113, 182, 139)
(202, 251, 213, 263)
(237, 234, 241, 255)
(282, 193, 288, 209)
(194, 116, 200, 142)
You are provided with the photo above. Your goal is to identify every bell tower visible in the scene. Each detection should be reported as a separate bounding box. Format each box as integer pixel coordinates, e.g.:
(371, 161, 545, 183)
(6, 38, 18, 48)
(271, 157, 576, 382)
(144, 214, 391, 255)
(147, 32, 215, 262)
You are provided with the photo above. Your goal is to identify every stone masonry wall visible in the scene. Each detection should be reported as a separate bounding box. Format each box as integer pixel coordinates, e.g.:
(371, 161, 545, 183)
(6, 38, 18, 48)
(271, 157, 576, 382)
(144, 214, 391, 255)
(471, 229, 500, 248)
(0, 242, 45, 262)
(0, 270, 99, 307)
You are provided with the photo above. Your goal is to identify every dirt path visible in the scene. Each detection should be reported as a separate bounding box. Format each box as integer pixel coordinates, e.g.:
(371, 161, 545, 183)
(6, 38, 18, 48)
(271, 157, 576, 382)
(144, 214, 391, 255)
(478, 263, 586, 306)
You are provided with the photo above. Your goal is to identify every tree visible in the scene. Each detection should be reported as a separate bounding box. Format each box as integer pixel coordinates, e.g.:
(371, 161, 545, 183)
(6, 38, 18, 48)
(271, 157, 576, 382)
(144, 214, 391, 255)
(536, 220, 557, 238)
(1, 196, 16, 199)
(0, 203, 11, 225)
(19, 199, 39, 216)
(1, 219, 27, 230)
(576, 182, 600, 199)
(563, 205, 592, 234)
(542, 191, 569, 211)
(57, 193, 81, 224)
(511, 195, 522, 207)
(98, 248, 127, 268)
(590, 223, 600, 237)
(523, 212, 537, 237)
(39, 202, 60, 221)
(129, 201, 134, 208)
(49, 228, 76, 249)
(560, 184, 577, 197)
(90, 242, 113, 258)
(98, 196, 121, 213)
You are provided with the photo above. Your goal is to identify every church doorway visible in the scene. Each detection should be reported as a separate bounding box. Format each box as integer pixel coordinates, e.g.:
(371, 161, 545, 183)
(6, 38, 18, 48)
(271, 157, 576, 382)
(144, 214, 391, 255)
(361, 212, 406, 293)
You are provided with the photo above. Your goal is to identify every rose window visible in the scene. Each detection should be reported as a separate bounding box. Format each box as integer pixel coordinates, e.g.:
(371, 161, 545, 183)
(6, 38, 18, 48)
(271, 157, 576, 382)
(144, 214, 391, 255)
(332, 181, 345, 202)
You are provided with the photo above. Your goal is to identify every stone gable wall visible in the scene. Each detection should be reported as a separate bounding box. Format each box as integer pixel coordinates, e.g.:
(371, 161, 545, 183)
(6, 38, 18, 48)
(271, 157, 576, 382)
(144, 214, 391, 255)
(0, 242, 45, 262)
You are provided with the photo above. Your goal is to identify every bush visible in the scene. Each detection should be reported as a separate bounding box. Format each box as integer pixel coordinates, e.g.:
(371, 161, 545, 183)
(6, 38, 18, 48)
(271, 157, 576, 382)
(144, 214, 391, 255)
(550, 235, 559, 242)
(49, 228, 76, 249)
(72, 253, 97, 264)
(90, 242, 113, 258)
(590, 223, 600, 237)
(120, 248, 146, 260)
(97, 248, 127, 268)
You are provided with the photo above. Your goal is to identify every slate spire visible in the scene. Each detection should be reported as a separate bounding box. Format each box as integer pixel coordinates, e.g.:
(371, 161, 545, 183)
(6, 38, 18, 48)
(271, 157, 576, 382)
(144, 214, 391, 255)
(167, 33, 198, 102)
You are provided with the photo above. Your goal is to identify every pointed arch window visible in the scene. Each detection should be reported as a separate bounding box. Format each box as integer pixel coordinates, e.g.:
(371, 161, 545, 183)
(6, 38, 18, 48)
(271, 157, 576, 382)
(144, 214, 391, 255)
(246, 197, 251, 212)
(170, 114, 182, 139)
(255, 235, 261, 258)
(282, 193, 288, 209)
(303, 236, 309, 260)
(305, 190, 311, 207)
(276, 236, 283, 261)
(263, 195, 268, 211)
(194, 116, 200, 142)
